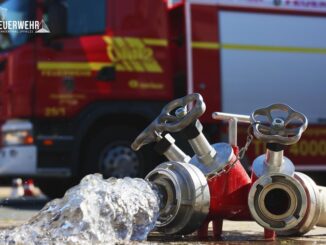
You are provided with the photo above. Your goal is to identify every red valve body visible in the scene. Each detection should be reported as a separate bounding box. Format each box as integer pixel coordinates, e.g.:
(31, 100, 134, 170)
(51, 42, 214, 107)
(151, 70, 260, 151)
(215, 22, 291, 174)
(197, 146, 276, 240)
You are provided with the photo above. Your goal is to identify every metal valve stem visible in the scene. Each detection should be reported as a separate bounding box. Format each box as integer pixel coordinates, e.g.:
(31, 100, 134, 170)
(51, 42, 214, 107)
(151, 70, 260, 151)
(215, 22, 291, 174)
(265, 149, 283, 170)
(154, 134, 191, 163)
(176, 107, 216, 167)
(259, 117, 293, 174)
(188, 132, 216, 166)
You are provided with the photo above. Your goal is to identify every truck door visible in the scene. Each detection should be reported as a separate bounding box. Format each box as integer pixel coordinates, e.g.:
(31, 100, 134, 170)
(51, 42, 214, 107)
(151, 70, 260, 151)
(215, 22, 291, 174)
(218, 5, 326, 171)
(35, 0, 108, 120)
(110, 0, 172, 100)
(34, 0, 109, 172)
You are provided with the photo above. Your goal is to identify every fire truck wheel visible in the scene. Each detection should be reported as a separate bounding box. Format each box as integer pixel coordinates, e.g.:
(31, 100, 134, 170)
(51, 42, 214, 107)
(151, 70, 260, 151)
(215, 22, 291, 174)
(81, 126, 159, 179)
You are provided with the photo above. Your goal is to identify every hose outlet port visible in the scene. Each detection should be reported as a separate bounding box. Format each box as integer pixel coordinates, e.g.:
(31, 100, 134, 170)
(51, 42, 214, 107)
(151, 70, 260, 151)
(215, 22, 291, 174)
(248, 174, 307, 231)
(264, 188, 291, 216)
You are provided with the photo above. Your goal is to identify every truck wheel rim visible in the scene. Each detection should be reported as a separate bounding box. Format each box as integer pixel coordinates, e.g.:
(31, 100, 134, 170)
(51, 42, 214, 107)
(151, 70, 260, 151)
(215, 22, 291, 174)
(99, 144, 140, 178)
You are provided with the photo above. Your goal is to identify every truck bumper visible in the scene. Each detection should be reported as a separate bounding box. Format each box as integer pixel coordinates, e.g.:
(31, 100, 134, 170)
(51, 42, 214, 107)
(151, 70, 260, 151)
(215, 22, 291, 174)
(0, 145, 37, 175)
(0, 145, 71, 177)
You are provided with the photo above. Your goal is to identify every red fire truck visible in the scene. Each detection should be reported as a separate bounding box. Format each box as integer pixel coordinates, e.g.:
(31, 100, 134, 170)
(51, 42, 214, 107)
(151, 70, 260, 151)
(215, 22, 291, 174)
(0, 0, 325, 197)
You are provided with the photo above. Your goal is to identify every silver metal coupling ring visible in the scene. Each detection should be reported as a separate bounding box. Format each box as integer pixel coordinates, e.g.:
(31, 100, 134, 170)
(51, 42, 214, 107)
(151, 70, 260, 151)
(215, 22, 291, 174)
(248, 173, 308, 231)
(146, 161, 210, 235)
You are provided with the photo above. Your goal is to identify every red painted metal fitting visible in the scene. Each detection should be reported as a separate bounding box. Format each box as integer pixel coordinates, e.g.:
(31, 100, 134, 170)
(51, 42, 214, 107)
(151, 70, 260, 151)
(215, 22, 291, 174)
(197, 146, 276, 240)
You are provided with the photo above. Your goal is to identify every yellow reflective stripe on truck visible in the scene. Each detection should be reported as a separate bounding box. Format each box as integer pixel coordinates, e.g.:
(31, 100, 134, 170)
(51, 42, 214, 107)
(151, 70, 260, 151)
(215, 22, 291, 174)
(37, 62, 113, 71)
(223, 43, 326, 54)
(192, 42, 220, 49)
(37, 61, 113, 77)
(143, 38, 168, 46)
(192, 41, 326, 54)
(37, 37, 168, 76)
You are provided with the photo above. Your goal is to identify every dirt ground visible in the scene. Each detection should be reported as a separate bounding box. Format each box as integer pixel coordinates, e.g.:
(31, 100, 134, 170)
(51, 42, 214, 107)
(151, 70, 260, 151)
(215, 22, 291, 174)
(0, 186, 325, 244)
(0, 208, 325, 244)
(148, 221, 326, 244)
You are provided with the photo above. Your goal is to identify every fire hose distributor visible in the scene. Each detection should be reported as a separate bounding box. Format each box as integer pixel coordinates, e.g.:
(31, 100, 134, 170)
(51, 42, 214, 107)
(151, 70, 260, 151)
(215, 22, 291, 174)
(132, 94, 326, 239)
(135, 94, 255, 238)
(248, 104, 326, 235)
(131, 93, 210, 235)
(132, 94, 274, 238)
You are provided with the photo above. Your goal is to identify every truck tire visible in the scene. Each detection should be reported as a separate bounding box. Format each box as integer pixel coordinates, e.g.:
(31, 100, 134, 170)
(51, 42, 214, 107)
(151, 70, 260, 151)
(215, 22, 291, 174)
(81, 125, 160, 179)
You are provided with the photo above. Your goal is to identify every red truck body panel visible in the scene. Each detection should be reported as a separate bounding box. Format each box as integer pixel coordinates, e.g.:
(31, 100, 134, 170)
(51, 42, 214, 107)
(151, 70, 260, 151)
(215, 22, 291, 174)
(0, 44, 35, 122)
(34, 0, 172, 119)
